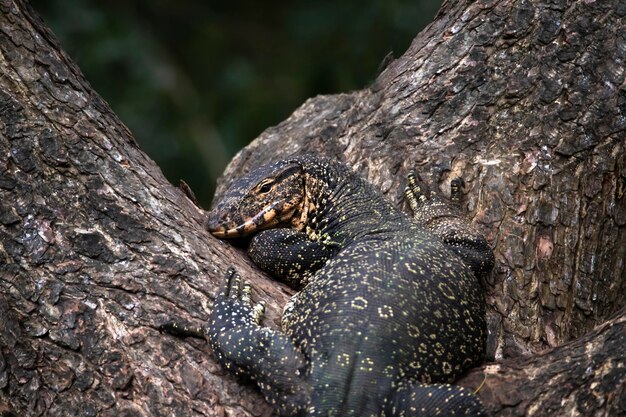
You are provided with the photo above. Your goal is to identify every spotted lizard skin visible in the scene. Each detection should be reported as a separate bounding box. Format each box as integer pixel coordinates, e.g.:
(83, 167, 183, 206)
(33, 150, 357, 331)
(204, 154, 494, 416)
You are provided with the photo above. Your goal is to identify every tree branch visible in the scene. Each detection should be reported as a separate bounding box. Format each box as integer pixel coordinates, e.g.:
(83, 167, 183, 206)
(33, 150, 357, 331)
(0, 0, 624, 415)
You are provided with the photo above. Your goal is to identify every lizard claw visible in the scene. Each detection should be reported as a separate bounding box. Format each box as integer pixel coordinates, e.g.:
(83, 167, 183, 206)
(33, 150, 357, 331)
(406, 170, 429, 197)
(229, 273, 242, 300)
(405, 170, 432, 214)
(242, 282, 252, 306)
(252, 300, 266, 324)
(219, 267, 238, 298)
(449, 177, 465, 204)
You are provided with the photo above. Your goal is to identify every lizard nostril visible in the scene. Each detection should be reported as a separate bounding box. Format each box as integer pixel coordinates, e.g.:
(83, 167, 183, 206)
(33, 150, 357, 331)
(205, 212, 221, 232)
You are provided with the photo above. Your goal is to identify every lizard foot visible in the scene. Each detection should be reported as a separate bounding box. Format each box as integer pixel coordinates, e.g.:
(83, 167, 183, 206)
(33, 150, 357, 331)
(207, 268, 268, 376)
(405, 170, 465, 205)
(159, 268, 265, 340)
(405, 171, 494, 282)
(206, 267, 310, 405)
(404, 170, 460, 224)
(210, 267, 266, 331)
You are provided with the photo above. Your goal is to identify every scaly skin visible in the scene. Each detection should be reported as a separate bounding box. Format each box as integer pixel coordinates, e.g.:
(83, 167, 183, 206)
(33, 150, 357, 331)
(201, 155, 494, 416)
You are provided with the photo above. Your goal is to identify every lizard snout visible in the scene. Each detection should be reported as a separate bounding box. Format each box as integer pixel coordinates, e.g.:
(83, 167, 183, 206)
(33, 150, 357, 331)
(205, 209, 238, 237)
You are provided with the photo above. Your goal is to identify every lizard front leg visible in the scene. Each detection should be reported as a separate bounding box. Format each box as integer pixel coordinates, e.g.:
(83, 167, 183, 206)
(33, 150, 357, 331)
(405, 171, 494, 281)
(248, 229, 337, 289)
(208, 268, 311, 416)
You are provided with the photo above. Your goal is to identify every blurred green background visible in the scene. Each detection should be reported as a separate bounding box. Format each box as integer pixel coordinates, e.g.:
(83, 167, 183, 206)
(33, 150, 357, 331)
(32, 0, 441, 206)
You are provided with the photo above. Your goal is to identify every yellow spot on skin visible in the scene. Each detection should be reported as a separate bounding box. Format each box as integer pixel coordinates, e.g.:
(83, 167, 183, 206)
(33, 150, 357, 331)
(383, 365, 395, 377)
(378, 305, 394, 318)
(359, 357, 375, 372)
(408, 324, 420, 338)
(438, 282, 456, 300)
(351, 297, 368, 310)
(336, 353, 351, 367)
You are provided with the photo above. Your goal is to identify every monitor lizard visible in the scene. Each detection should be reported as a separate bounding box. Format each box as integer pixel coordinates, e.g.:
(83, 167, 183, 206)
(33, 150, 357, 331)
(173, 154, 494, 416)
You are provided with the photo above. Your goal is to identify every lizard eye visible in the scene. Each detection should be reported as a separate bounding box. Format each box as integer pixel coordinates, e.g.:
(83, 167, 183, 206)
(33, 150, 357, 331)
(259, 182, 273, 194)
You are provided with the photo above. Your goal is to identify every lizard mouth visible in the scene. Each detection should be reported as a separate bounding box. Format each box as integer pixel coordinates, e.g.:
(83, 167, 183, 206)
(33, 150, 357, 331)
(208, 197, 302, 238)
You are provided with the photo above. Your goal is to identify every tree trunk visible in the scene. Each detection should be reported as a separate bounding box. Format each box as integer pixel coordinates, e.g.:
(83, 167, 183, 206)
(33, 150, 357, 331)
(0, 0, 624, 416)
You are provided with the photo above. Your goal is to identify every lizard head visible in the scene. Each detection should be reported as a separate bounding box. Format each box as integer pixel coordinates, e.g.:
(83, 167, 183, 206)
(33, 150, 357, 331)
(206, 159, 305, 238)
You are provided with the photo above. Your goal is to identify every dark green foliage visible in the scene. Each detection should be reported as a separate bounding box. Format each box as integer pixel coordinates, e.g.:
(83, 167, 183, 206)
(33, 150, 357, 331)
(31, 0, 441, 205)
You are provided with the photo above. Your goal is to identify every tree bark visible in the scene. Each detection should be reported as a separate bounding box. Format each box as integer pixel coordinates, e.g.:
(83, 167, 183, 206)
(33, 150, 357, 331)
(0, 0, 624, 416)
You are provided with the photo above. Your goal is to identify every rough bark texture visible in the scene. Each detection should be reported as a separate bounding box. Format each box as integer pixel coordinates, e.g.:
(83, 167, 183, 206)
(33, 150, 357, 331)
(461, 306, 626, 417)
(0, 0, 624, 416)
